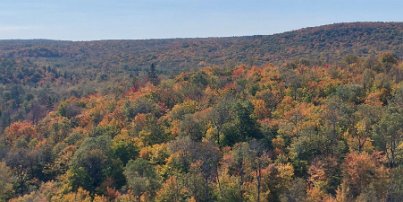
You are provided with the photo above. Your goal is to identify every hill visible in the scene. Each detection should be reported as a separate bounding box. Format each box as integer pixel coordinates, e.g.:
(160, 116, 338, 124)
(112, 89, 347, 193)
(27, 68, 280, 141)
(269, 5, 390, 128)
(1, 22, 403, 69)
(1, 22, 403, 130)
(0, 22, 403, 201)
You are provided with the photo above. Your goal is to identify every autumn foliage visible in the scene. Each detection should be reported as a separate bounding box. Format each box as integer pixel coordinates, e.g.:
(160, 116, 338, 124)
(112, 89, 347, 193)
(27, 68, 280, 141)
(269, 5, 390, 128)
(0, 53, 402, 201)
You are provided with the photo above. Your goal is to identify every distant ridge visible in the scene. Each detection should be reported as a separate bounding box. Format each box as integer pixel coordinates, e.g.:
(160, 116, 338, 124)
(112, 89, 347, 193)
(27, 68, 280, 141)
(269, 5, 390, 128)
(1, 22, 403, 132)
(1, 22, 402, 69)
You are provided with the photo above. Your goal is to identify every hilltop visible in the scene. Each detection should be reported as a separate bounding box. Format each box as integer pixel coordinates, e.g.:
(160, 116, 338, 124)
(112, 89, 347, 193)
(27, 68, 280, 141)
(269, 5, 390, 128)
(1, 22, 403, 70)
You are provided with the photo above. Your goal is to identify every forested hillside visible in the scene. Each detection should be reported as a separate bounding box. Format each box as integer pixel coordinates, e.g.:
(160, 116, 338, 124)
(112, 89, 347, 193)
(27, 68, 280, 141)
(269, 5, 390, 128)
(2, 22, 403, 68)
(1, 22, 403, 131)
(0, 52, 402, 201)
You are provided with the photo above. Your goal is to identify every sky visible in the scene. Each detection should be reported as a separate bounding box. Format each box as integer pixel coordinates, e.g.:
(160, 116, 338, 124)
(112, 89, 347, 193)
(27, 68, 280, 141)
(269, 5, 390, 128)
(0, 0, 402, 41)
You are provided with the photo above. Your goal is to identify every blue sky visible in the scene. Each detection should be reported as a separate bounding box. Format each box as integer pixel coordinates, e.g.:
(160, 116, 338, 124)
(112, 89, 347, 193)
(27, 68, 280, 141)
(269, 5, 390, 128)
(0, 0, 402, 40)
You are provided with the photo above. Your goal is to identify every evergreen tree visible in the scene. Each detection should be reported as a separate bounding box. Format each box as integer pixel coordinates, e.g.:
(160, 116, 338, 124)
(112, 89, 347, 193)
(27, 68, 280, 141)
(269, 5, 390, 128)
(148, 63, 160, 85)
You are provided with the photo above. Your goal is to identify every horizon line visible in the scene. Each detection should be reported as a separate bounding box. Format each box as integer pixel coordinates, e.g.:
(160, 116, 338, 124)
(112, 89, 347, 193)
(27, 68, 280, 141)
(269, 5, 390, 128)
(0, 21, 402, 42)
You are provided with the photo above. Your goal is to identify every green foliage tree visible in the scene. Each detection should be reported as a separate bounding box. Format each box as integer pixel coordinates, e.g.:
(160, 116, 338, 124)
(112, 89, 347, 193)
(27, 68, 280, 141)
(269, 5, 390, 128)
(0, 162, 14, 201)
(179, 114, 204, 142)
(112, 141, 138, 165)
(373, 105, 403, 167)
(148, 63, 160, 86)
(222, 101, 261, 146)
(69, 135, 124, 196)
(124, 158, 160, 201)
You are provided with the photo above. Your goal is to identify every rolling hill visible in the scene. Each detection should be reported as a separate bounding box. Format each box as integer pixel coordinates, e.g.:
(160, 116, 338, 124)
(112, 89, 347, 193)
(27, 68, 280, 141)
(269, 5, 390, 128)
(1, 22, 403, 70)
(0, 22, 402, 130)
(1, 22, 403, 201)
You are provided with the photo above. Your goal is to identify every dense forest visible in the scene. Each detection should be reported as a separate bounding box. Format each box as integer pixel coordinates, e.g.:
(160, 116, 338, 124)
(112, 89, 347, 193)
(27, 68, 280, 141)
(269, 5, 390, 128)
(2, 22, 403, 68)
(0, 51, 402, 201)
(1, 22, 403, 132)
(0, 22, 403, 202)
